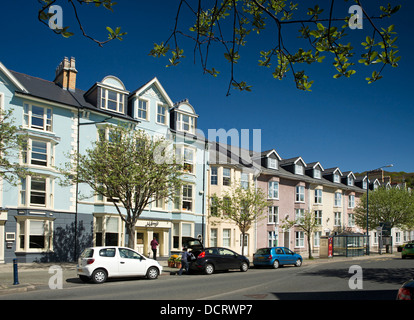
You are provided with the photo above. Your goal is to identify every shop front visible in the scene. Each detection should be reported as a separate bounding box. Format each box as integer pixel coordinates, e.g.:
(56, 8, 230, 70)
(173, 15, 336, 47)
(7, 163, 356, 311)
(135, 219, 171, 259)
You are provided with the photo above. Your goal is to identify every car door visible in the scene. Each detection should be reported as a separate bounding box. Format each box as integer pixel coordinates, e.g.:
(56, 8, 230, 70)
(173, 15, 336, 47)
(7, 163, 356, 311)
(274, 247, 289, 265)
(118, 248, 146, 276)
(282, 247, 295, 264)
(218, 248, 240, 270)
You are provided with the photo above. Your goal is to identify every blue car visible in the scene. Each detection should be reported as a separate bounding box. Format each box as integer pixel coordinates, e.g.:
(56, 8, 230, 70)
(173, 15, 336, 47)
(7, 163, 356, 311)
(253, 247, 302, 269)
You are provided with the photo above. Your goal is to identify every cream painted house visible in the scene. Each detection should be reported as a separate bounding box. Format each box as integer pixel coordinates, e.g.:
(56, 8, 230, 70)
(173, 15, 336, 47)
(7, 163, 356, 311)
(206, 143, 260, 258)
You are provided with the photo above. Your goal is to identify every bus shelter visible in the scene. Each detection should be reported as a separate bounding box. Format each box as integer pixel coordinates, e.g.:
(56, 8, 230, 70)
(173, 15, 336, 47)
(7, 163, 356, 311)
(332, 233, 369, 257)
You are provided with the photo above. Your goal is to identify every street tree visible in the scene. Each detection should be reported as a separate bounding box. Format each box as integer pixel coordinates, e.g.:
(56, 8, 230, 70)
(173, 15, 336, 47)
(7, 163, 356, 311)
(0, 108, 28, 185)
(37, 1, 402, 94)
(354, 186, 414, 232)
(211, 182, 268, 255)
(60, 125, 183, 249)
(281, 210, 318, 259)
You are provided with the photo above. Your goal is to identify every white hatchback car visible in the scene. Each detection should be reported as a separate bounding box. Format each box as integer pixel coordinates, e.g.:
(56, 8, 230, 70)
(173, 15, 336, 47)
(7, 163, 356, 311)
(77, 246, 163, 283)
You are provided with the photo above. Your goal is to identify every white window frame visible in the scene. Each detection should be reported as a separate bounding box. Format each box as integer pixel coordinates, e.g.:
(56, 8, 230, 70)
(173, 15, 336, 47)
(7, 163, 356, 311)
(210, 228, 218, 247)
(315, 210, 322, 225)
(176, 112, 195, 134)
(295, 231, 305, 248)
(295, 208, 305, 224)
(295, 185, 305, 202)
(16, 217, 54, 253)
(295, 164, 304, 175)
(348, 213, 355, 227)
(333, 173, 341, 183)
(94, 214, 124, 247)
(314, 189, 323, 204)
(22, 138, 55, 169)
(334, 192, 342, 207)
(19, 176, 54, 209)
(223, 168, 231, 186)
(268, 158, 278, 169)
(241, 173, 249, 189)
(334, 212, 342, 226)
(348, 195, 355, 208)
(268, 231, 278, 247)
(268, 206, 279, 224)
(137, 98, 149, 121)
(156, 103, 167, 125)
(23, 103, 53, 132)
(314, 231, 322, 247)
(222, 229, 231, 247)
(314, 169, 321, 179)
(101, 88, 125, 114)
(268, 181, 279, 199)
(210, 166, 218, 185)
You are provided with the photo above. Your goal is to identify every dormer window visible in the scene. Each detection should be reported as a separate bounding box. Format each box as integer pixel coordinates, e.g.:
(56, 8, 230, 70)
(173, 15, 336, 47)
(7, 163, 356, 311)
(348, 176, 354, 186)
(84, 76, 129, 115)
(333, 173, 341, 183)
(172, 100, 198, 134)
(268, 158, 278, 169)
(177, 113, 195, 134)
(314, 169, 321, 179)
(295, 164, 304, 175)
(101, 88, 125, 114)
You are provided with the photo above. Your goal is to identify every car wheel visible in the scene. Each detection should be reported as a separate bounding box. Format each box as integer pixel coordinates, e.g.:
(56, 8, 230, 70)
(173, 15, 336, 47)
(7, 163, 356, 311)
(78, 275, 91, 283)
(91, 269, 107, 284)
(146, 267, 159, 280)
(272, 260, 279, 269)
(295, 259, 302, 267)
(204, 263, 214, 275)
(240, 262, 249, 272)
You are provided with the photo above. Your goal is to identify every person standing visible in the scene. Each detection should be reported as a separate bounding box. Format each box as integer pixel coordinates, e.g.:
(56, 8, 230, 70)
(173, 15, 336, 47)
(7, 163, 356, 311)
(178, 247, 190, 275)
(150, 237, 159, 260)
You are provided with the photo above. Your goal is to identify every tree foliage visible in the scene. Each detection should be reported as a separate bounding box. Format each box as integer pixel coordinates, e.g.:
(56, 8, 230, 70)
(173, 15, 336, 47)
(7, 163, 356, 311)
(354, 187, 414, 231)
(211, 181, 268, 255)
(37, 1, 402, 95)
(60, 125, 183, 248)
(281, 210, 318, 259)
(0, 108, 28, 185)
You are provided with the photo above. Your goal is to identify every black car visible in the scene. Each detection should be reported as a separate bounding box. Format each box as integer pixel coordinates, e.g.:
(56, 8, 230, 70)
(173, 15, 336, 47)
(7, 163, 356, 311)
(190, 247, 250, 275)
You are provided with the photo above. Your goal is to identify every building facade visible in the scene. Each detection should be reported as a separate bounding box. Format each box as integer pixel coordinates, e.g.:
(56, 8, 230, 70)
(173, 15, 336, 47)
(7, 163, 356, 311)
(0, 58, 208, 263)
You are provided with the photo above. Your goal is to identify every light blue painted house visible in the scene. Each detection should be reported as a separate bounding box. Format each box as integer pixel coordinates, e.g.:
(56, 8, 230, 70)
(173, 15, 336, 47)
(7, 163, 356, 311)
(0, 57, 208, 263)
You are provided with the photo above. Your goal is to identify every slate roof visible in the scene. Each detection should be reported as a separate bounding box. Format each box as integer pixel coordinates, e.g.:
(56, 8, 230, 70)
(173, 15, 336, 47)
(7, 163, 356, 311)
(10, 70, 137, 122)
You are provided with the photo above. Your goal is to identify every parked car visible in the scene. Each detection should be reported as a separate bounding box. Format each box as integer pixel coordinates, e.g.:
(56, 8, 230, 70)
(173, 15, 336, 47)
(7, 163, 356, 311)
(402, 243, 414, 259)
(396, 279, 414, 300)
(77, 246, 163, 283)
(397, 240, 414, 252)
(253, 247, 302, 269)
(190, 247, 250, 275)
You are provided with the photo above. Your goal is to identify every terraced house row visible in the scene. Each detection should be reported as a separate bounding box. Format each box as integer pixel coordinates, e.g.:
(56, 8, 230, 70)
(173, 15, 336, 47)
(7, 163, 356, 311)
(0, 57, 406, 264)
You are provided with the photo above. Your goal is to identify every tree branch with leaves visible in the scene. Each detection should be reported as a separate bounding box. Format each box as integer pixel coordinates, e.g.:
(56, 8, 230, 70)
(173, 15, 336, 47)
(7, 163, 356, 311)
(211, 181, 268, 255)
(60, 125, 183, 248)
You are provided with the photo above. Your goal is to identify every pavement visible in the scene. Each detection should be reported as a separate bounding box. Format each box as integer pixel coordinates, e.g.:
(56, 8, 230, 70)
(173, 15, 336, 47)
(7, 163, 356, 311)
(0, 252, 401, 296)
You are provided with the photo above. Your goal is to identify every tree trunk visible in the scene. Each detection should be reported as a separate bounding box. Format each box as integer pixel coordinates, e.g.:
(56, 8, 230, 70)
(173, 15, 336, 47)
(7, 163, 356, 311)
(307, 234, 313, 259)
(126, 222, 135, 249)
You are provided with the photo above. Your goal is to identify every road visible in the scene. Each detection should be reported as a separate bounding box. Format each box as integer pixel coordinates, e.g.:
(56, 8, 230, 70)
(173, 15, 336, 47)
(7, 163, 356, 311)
(0, 256, 412, 301)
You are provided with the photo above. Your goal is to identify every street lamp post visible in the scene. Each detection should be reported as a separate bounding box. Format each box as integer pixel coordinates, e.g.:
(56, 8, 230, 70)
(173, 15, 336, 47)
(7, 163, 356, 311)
(365, 164, 393, 256)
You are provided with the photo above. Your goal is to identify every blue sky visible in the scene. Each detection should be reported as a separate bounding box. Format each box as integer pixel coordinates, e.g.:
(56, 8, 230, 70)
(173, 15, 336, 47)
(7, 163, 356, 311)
(1, 1, 413, 174)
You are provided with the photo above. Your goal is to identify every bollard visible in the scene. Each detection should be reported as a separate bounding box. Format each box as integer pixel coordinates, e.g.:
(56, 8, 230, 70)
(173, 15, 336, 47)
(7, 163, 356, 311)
(13, 259, 19, 285)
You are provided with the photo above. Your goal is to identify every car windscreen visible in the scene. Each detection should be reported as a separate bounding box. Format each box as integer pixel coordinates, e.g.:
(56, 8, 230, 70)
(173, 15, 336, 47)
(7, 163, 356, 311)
(255, 248, 270, 255)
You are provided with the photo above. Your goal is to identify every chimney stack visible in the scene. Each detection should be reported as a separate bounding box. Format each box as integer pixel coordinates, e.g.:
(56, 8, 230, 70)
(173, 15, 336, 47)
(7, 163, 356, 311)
(54, 57, 78, 91)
